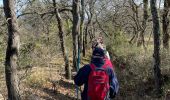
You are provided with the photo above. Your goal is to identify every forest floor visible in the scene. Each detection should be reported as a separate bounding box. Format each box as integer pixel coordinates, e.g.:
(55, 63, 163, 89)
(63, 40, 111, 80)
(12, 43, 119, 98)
(22, 51, 170, 100)
(1, 50, 170, 100)
(20, 53, 92, 100)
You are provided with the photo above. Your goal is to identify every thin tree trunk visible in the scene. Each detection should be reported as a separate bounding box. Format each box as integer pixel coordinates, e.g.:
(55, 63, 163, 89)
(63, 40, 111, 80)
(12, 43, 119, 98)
(162, 0, 169, 49)
(88, 18, 94, 41)
(83, 0, 96, 56)
(89, 0, 96, 40)
(83, 7, 91, 57)
(82, 9, 89, 57)
(80, 0, 85, 52)
(3, 0, 21, 99)
(137, 0, 148, 48)
(89, 17, 94, 40)
(52, 0, 71, 79)
(129, 30, 137, 44)
(72, 0, 80, 71)
(83, 23, 88, 57)
(150, 0, 162, 95)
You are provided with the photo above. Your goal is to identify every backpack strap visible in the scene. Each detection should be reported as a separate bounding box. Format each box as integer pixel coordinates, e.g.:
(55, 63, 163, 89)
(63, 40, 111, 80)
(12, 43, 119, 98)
(90, 64, 96, 71)
(102, 63, 108, 69)
(104, 58, 114, 70)
(90, 63, 108, 71)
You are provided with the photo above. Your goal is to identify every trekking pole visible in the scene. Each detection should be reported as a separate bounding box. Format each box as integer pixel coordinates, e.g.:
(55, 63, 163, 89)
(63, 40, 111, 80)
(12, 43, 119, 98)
(76, 47, 81, 99)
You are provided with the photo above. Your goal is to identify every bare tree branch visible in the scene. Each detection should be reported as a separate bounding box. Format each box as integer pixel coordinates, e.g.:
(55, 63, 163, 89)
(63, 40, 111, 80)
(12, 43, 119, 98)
(17, 8, 72, 19)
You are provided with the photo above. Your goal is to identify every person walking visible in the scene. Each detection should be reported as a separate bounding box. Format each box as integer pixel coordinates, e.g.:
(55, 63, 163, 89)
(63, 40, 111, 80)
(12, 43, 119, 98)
(74, 47, 119, 100)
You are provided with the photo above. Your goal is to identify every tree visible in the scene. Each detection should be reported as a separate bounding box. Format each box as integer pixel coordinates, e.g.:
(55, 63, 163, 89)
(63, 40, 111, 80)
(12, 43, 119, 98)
(80, 0, 85, 54)
(3, 0, 21, 99)
(150, 0, 162, 95)
(83, 0, 96, 56)
(18, 0, 73, 79)
(137, 0, 148, 48)
(162, 0, 169, 49)
(52, 0, 71, 79)
(128, 0, 141, 45)
(87, 0, 96, 40)
(72, 0, 80, 71)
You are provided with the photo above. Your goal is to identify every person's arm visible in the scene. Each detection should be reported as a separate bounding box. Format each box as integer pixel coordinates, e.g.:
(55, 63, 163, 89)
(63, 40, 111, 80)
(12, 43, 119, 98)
(74, 65, 91, 86)
(108, 68, 119, 98)
(105, 51, 110, 60)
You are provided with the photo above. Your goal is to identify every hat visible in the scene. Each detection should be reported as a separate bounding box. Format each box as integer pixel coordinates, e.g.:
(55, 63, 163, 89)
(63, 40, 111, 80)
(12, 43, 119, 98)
(92, 47, 105, 57)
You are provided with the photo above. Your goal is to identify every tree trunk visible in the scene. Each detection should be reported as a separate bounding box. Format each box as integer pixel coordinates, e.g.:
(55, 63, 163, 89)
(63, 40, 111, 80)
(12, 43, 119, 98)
(83, 12, 91, 56)
(83, 0, 96, 56)
(89, 0, 95, 40)
(137, 0, 148, 47)
(72, 0, 80, 71)
(3, 0, 21, 99)
(52, 0, 71, 79)
(83, 24, 88, 57)
(79, 0, 85, 52)
(150, 0, 162, 95)
(162, 0, 169, 49)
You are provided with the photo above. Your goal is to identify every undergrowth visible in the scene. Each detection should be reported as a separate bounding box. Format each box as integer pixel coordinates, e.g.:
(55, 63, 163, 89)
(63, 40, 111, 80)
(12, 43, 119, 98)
(105, 32, 170, 99)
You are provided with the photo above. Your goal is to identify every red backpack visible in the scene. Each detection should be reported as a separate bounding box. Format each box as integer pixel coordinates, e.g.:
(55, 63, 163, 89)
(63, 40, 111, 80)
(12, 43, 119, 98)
(88, 63, 110, 100)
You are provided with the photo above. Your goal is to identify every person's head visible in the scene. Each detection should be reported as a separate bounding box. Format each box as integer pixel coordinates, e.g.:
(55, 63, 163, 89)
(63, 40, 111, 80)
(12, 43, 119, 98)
(91, 47, 105, 64)
(92, 47, 105, 59)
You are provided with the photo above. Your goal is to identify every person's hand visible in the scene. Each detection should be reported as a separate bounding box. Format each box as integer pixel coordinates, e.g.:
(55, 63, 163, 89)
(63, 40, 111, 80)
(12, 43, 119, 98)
(110, 92, 116, 98)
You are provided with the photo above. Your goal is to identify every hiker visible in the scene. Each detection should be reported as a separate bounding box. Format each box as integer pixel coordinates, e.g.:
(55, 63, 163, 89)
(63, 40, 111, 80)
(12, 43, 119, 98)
(91, 36, 113, 68)
(74, 47, 119, 100)
(92, 36, 110, 60)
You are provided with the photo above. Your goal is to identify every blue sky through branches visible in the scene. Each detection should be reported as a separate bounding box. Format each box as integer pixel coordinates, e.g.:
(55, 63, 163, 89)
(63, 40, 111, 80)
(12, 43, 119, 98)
(0, 0, 2, 6)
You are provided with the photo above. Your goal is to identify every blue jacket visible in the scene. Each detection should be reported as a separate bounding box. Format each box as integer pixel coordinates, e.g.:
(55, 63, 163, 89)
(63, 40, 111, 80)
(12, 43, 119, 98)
(74, 58, 119, 100)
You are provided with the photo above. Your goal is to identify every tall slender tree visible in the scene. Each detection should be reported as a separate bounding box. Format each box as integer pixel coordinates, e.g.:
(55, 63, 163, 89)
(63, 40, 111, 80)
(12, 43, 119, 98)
(128, 0, 140, 45)
(162, 0, 169, 49)
(80, 0, 85, 53)
(72, 0, 80, 70)
(3, 0, 21, 99)
(52, 0, 71, 79)
(150, 0, 162, 95)
(137, 0, 148, 48)
(83, 0, 96, 56)
(88, 0, 96, 40)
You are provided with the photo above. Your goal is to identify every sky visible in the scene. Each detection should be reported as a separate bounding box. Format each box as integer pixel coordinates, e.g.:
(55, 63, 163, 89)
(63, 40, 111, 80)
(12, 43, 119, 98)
(0, 0, 2, 6)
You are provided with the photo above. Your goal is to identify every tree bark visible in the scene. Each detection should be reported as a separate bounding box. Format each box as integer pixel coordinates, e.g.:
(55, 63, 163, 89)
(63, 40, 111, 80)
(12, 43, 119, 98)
(72, 0, 80, 71)
(150, 0, 162, 95)
(3, 0, 21, 99)
(83, 10, 91, 56)
(79, 0, 85, 52)
(52, 0, 71, 79)
(82, 0, 96, 56)
(137, 0, 148, 48)
(83, 24, 88, 57)
(89, 0, 95, 40)
(162, 0, 169, 49)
